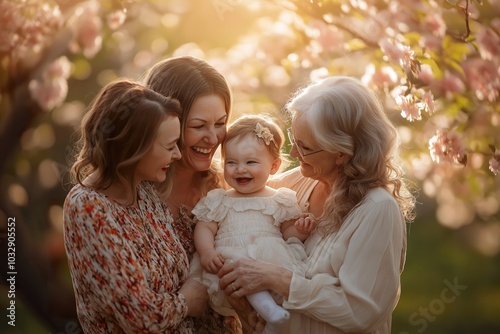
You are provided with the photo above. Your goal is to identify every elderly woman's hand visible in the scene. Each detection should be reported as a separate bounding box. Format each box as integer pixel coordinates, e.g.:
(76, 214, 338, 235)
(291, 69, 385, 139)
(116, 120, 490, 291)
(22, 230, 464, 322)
(218, 258, 293, 301)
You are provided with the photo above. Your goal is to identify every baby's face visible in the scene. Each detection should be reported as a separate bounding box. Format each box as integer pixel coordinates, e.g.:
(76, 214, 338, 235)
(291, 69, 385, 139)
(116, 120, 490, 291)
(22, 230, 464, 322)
(223, 135, 278, 196)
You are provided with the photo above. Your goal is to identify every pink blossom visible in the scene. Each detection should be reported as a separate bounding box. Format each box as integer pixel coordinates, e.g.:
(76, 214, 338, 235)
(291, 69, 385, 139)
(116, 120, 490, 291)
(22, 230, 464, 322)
(379, 39, 417, 73)
(424, 12, 446, 37)
(0, 1, 22, 54)
(362, 64, 397, 90)
(396, 94, 421, 122)
(422, 35, 442, 52)
(400, 45, 416, 70)
(440, 71, 465, 99)
(29, 77, 68, 111)
(379, 38, 405, 64)
(305, 19, 343, 54)
(0, 1, 61, 58)
(489, 149, 500, 175)
(463, 59, 500, 102)
(107, 9, 127, 30)
(428, 129, 467, 164)
(69, 0, 103, 58)
(363, 12, 390, 42)
(418, 90, 435, 115)
(476, 27, 500, 61)
(45, 56, 72, 79)
(417, 63, 435, 85)
(29, 56, 71, 111)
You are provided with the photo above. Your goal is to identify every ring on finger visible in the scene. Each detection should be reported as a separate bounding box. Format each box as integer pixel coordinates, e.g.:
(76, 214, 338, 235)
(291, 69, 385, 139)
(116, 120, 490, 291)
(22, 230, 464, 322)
(230, 283, 237, 292)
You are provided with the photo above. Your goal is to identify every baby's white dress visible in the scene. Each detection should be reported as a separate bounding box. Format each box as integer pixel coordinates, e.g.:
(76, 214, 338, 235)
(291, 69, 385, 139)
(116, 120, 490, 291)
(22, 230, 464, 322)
(189, 187, 307, 316)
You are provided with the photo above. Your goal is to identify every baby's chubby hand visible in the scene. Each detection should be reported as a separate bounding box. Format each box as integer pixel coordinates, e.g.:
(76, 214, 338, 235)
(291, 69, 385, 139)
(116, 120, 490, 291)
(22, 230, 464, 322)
(294, 213, 316, 233)
(200, 250, 225, 274)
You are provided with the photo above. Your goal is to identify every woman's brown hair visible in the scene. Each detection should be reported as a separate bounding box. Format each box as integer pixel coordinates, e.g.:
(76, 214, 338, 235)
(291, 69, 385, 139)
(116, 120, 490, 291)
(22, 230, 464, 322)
(71, 79, 182, 203)
(141, 55, 232, 195)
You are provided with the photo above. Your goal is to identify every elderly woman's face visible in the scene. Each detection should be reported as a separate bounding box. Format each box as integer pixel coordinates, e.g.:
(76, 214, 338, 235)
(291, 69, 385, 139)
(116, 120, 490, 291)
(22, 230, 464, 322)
(290, 112, 342, 184)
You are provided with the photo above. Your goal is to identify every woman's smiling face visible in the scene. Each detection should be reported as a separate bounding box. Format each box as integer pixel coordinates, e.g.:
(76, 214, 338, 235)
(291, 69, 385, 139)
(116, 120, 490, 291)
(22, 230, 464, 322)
(180, 94, 227, 172)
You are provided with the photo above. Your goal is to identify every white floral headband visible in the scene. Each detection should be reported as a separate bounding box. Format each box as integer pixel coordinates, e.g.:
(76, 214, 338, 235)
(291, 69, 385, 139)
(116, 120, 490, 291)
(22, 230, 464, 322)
(254, 123, 275, 146)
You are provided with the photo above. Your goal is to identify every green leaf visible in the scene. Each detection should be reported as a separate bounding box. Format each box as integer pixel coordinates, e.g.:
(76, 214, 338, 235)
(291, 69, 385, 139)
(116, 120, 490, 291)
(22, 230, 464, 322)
(444, 58, 466, 78)
(442, 36, 471, 62)
(345, 38, 366, 52)
(418, 57, 443, 79)
(404, 32, 422, 46)
(442, 0, 460, 8)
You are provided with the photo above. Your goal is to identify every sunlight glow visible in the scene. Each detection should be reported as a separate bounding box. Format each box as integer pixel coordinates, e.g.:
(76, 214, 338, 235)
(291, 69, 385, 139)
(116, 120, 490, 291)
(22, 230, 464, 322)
(21, 124, 56, 151)
(263, 65, 290, 87)
(172, 42, 205, 59)
(8, 183, 28, 206)
(475, 196, 499, 218)
(52, 101, 85, 126)
(49, 205, 64, 233)
(161, 13, 180, 28)
(16, 159, 31, 177)
(151, 38, 169, 54)
(436, 188, 474, 228)
(469, 223, 500, 256)
(38, 159, 60, 189)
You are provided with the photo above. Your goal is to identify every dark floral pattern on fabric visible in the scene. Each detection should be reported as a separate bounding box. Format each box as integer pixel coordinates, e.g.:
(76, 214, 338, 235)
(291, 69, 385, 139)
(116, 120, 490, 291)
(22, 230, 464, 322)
(64, 182, 194, 333)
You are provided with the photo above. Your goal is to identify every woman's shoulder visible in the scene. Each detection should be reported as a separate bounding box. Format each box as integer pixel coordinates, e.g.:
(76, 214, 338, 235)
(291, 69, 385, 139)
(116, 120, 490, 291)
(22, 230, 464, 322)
(63, 184, 112, 220)
(66, 183, 103, 204)
(365, 187, 398, 206)
(268, 167, 317, 196)
(268, 167, 302, 187)
(138, 181, 163, 202)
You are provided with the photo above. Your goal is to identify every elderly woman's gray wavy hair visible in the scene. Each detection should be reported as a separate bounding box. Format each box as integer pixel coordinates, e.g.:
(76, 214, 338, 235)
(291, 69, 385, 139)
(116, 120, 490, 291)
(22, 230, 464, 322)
(286, 76, 416, 233)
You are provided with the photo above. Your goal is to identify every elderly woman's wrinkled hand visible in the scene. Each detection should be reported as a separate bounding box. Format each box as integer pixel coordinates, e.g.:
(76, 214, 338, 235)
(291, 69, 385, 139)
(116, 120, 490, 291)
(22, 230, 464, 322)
(218, 258, 268, 297)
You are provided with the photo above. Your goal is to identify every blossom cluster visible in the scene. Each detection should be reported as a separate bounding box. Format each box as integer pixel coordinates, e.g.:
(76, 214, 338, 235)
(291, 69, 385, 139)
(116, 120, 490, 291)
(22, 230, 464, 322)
(428, 129, 467, 165)
(29, 56, 71, 111)
(1, 0, 127, 111)
(489, 148, 500, 175)
(0, 1, 62, 59)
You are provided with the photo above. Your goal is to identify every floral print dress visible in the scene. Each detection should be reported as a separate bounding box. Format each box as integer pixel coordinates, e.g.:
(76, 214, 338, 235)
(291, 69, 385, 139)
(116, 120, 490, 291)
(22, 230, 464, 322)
(63, 182, 193, 333)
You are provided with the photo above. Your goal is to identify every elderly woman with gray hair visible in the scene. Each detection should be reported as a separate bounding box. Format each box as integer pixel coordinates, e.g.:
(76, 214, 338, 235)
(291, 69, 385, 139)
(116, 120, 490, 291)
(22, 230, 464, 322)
(218, 76, 416, 334)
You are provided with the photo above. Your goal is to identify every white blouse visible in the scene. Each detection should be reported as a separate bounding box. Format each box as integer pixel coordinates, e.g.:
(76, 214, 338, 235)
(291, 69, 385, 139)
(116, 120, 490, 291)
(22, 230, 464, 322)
(268, 167, 406, 334)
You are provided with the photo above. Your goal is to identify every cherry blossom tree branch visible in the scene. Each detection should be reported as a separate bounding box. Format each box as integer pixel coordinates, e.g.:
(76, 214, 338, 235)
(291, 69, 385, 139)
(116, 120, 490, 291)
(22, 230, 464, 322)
(279, 0, 380, 48)
(449, 0, 473, 42)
